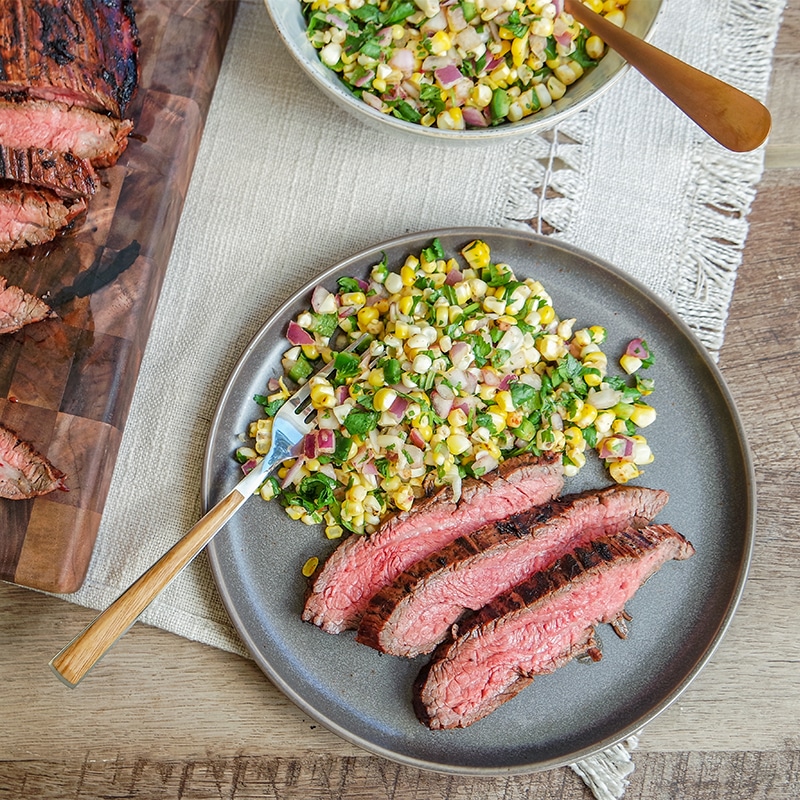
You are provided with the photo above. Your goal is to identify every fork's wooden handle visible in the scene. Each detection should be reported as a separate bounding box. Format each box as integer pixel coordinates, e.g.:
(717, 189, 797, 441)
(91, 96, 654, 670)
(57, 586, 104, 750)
(564, 0, 771, 152)
(50, 487, 247, 687)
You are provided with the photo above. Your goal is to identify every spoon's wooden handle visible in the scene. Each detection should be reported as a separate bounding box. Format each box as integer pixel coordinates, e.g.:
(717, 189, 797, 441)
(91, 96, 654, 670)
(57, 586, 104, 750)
(564, 0, 771, 152)
(49, 487, 247, 687)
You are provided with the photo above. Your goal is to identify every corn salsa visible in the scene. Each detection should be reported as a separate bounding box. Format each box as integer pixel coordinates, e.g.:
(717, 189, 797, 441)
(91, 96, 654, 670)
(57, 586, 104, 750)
(238, 238, 656, 538)
(301, 0, 631, 128)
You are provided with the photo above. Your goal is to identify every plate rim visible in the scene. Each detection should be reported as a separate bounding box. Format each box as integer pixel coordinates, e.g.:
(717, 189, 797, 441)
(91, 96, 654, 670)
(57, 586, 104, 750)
(203, 226, 756, 775)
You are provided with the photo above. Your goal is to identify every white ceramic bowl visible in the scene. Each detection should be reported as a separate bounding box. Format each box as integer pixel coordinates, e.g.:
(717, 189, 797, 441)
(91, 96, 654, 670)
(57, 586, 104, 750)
(263, 0, 664, 142)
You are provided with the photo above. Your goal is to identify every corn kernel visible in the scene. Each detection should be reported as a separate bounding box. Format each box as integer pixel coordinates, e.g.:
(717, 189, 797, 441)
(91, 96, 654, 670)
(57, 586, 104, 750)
(608, 460, 641, 484)
(447, 408, 469, 428)
(301, 556, 319, 577)
(310, 382, 336, 408)
(573, 402, 598, 428)
(286, 505, 305, 520)
(367, 367, 385, 387)
(373, 386, 398, 412)
(325, 525, 344, 540)
(495, 390, 515, 412)
(462, 240, 491, 269)
(630, 403, 657, 427)
(357, 305, 380, 329)
(430, 30, 452, 54)
(620, 353, 643, 374)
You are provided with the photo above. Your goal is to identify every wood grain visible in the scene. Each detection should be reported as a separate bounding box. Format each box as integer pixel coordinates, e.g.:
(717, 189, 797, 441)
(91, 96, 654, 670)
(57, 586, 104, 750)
(0, 1, 798, 798)
(0, 0, 239, 594)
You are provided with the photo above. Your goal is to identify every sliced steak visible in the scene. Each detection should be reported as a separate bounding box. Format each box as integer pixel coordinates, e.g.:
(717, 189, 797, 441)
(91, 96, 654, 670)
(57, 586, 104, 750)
(357, 484, 669, 657)
(0, 184, 86, 252)
(0, 275, 55, 334)
(0, 0, 140, 118)
(303, 453, 565, 634)
(0, 145, 96, 199)
(414, 523, 695, 730)
(0, 97, 132, 167)
(0, 422, 67, 499)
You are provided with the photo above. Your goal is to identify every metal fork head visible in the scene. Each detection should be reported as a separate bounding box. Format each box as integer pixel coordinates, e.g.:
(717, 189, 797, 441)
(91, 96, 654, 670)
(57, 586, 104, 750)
(265, 333, 369, 466)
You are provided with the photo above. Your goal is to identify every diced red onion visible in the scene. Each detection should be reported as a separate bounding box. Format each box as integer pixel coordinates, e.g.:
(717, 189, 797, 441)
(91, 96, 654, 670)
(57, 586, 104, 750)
(311, 284, 331, 312)
(626, 338, 649, 359)
(462, 106, 489, 127)
(390, 395, 410, 418)
(553, 0, 564, 15)
(481, 366, 501, 386)
(599, 435, 635, 460)
(338, 305, 357, 318)
(353, 70, 375, 88)
(403, 444, 425, 470)
(362, 459, 380, 476)
(421, 10, 447, 34)
(267, 377, 281, 392)
(377, 26, 393, 46)
(362, 91, 384, 110)
(390, 48, 417, 77)
(325, 12, 348, 28)
(241, 458, 259, 475)
(319, 463, 337, 480)
(287, 320, 314, 346)
(498, 372, 518, 390)
(431, 389, 453, 419)
(435, 64, 463, 89)
(445, 268, 462, 285)
(409, 428, 427, 449)
(317, 428, 336, 453)
(281, 456, 306, 488)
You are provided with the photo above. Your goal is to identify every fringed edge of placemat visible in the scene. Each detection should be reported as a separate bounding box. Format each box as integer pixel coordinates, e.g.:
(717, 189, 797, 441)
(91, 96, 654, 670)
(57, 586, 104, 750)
(569, 733, 641, 800)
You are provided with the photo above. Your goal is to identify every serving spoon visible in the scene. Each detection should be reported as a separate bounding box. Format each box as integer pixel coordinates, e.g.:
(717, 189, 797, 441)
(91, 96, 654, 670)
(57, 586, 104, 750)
(563, 0, 771, 152)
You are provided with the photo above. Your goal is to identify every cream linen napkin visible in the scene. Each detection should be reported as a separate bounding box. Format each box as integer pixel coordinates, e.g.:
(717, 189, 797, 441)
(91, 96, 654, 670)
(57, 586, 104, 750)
(58, 0, 784, 796)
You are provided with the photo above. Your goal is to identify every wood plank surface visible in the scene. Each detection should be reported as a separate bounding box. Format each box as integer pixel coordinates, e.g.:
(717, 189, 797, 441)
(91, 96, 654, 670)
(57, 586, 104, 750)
(1, 0, 799, 798)
(0, 0, 238, 594)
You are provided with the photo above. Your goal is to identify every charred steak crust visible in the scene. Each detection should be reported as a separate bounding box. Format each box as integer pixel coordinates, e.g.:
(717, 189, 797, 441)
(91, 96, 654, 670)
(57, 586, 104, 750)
(302, 453, 565, 634)
(356, 484, 669, 658)
(413, 523, 695, 730)
(0, 145, 96, 198)
(0, 0, 140, 118)
(0, 422, 66, 499)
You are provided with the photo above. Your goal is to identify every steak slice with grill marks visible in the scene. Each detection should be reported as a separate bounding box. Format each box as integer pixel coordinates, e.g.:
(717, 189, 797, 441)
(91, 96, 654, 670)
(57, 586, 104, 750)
(303, 453, 565, 634)
(0, 422, 67, 499)
(0, 145, 96, 199)
(0, 183, 86, 253)
(0, 0, 140, 118)
(357, 484, 669, 657)
(0, 275, 55, 334)
(413, 523, 695, 730)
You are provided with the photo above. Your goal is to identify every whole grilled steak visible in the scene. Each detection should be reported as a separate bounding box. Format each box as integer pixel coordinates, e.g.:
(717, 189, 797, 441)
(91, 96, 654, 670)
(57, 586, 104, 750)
(303, 453, 565, 634)
(0, 145, 96, 199)
(0, 275, 55, 333)
(0, 183, 86, 252)
(413, 523, 695, 730)
(0, 422, 67, 499)
(0, 0, 139, 118)
(357, 484, 669, 657)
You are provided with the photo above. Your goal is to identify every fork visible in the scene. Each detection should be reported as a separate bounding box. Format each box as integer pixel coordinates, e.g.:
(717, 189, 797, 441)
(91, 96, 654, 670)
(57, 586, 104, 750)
(50, 333, 368, 687)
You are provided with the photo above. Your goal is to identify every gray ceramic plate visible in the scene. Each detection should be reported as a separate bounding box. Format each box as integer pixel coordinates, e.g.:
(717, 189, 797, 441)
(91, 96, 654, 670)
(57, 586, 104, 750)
(203, 228, 755, 775)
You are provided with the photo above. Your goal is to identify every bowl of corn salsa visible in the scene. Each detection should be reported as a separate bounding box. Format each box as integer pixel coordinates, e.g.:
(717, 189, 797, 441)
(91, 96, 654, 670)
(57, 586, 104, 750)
(264, 0, 663, 140)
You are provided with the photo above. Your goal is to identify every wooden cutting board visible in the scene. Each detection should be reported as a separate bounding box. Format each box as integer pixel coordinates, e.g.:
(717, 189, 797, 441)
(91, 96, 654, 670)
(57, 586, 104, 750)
(0, 0, 239, 593)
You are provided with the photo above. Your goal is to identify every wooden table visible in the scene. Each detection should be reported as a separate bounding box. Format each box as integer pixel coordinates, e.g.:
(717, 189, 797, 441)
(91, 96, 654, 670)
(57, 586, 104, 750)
(2, 5, 798, 798)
